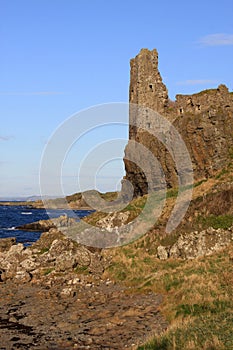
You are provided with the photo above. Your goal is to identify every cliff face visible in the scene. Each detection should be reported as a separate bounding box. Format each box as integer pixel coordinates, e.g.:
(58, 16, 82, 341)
(124, 48, 233, 197)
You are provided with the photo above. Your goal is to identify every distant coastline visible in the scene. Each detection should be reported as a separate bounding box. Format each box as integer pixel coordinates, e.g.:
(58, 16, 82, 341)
(0, 200, 91, 210)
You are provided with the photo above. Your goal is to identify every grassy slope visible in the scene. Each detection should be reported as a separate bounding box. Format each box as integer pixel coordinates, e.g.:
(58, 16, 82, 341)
(94, 168, 233, 350)
(104, 244, 233, 350)
(4, 167, 232, 348)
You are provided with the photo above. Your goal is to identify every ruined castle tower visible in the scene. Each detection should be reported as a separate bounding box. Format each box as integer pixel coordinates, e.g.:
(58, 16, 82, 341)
(128, 49, 170, 141)
(124, 48, 233, 197)
(124, 48, 175, 196)
(129, 48, 168, 114)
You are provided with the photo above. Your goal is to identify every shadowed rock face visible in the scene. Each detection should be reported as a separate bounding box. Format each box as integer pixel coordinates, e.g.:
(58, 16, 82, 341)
(124, 48, 233, 197)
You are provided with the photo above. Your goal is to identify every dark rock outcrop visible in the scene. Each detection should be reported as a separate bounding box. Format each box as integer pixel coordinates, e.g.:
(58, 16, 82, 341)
(16, 215, 77, 232)
(0, 237, 16, 253)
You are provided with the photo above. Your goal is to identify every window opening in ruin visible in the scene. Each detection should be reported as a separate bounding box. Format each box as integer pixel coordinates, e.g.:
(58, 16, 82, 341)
(187, 98, 194, 106)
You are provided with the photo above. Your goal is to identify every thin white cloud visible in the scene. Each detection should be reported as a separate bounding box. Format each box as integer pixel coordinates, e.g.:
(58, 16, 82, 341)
(0, 91, 65, 96)
(199, 33, 233, 46)
(0, 135, 13, 141)
(62, 174, 122, 179)
(176, 79, 217, 86)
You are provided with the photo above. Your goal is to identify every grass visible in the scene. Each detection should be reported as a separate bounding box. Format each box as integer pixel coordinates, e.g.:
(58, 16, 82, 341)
(194, 179, 207, 187)
(215, 168, 229, 180)
(62, 180, 233, 350)
(28, 176, 233, 348)
(74, 265, 89, 274)
(228, 147, 233, 159)
(158, 232, 180, 247)
(81, 193, 143, 226)
(43, 268, 54, 275)
(166, 188, 178, 199)
(138, 312, 233, 349)
(103, 241, 233, 350)
(37, 247, 50, 255)
(81, 178, 218, 230)
(197, 214, 233, 230)
(175, 300, 231, 317)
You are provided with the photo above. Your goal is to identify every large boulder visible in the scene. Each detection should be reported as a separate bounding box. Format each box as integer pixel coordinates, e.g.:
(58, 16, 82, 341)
(0, 237, 16, 252)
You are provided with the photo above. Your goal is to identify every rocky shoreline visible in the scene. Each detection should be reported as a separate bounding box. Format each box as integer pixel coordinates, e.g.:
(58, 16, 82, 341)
(0, 230, 167, 349)
(1, 201, 233, 348)
(0, 201, 91, 210)
(0, 279, 167, 349)
(16, 215, 77, 232)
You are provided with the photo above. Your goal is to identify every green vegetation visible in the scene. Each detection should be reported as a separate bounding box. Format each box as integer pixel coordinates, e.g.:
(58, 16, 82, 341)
(159, 232, 180, 247)
(229, 147, 233, 159)
(166, 188, 178, 199)
(215, 168, 229, 179)
(68, 184, 233, 349)
(43, 268, 54, 275)
(124, 195, 147, 211)
(194, 88, 216, 96)
(37, 247, 49, 255)
(198, 214, 233, 230)
(66, 192, 82, 202)
(167, 107, 175, 112)
(138, 312, 233, 349)
(99, 191, 118, 201)
(194, 178, 207, 187)
(74, 265, 89, 274)
(66, 190, 118, 203)
(104, 240, 233, 350)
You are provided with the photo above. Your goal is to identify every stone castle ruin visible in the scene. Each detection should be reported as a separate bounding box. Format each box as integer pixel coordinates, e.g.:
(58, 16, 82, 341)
(124, 48, 233, 197)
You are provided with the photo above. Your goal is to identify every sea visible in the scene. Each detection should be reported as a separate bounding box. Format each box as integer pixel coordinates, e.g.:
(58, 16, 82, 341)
(0, 204, 93, 246)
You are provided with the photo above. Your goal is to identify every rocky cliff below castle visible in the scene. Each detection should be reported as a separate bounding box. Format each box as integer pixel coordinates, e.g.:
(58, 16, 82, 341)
(124, 48, 233, 196)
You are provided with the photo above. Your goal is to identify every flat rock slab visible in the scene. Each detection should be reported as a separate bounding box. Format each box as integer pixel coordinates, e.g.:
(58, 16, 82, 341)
(0, 279, 167, 349)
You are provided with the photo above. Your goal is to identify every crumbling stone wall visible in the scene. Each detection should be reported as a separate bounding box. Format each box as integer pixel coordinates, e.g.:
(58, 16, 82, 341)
(176, 84, 233, 116)
(129, 48, 168, 114)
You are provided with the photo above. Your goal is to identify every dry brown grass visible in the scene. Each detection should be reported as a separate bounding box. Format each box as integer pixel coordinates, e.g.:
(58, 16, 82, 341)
(103, 242, 233, 349)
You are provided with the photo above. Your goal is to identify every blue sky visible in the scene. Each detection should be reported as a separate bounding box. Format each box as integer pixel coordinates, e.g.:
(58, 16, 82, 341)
(0, 0, 233, 198)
